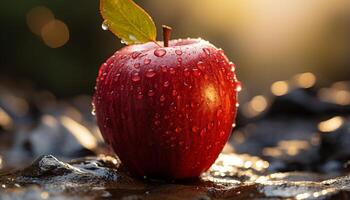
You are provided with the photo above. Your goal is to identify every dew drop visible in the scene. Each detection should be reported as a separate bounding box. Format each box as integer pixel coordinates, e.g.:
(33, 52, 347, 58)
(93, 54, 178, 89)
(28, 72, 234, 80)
(129, 34, 137, 41)
(120, 40, 127, 44)
(154, 49, 166, 57)
(183, 68, 190, 76)
(177, 57, 182, 62)
(169, 67, 176, 74)
(208, 121, 214, 130)
(160, 95, 166, 102)
(220, 131, 225, 137)
(134, 63, 140, 69)
(114, 73, 121, 82)
(217, 109, 223, 117)
(200, 128, 206, 137)
(202, 48, 210, 55)
(131, 51, 141, 59)
(172, 90, 177, 96)
(229, 62, 236, 72)
(232, 123, 236, 128)
(148, 89, 155, 97)
(137, 92, 143, 99)
(154, 120, 161, 126)
(163, 81, 170, 87)
(101, 20, 108, 30)
(175, 127, 182, 133)
(175, 50, 182, 55)
(132, 72, 141, 82)
(160, 65, 167, 72)
(192, 68, 201, 76)
(192, 126, 199, 133)
(145, 69, 156, 78)
(235, 81, 242, 92)
(197, 61, 206, 70)
(144, 58, 151, 65)
(236, 103, 240, 107)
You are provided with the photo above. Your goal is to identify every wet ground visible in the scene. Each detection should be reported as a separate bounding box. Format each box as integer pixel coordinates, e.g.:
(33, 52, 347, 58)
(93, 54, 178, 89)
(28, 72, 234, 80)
(1, 75, 350, 199)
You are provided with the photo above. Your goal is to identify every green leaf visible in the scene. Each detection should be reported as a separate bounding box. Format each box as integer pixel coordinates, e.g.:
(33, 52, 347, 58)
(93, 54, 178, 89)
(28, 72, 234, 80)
(100, 0, 157, 45)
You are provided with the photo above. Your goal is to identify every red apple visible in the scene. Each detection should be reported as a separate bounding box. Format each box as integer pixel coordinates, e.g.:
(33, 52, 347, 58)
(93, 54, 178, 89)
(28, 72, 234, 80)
(93, 38, 240, 179)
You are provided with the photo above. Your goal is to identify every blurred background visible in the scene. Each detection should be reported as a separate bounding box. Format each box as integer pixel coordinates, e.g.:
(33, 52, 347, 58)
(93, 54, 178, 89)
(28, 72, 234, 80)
(1, 0, 350, 97)
(1, 0, 350, 174)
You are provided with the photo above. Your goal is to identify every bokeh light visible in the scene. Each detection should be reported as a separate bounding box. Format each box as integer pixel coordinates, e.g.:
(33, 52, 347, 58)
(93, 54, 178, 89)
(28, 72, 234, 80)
(318, 116, 344, 132)
(41, 19, 70, 48)
(26, 6, 54, 35)
(271, 81, 289, 96)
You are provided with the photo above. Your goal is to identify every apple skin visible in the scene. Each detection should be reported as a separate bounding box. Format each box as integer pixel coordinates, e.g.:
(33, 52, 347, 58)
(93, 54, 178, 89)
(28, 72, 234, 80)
(93, 38, 240, 180)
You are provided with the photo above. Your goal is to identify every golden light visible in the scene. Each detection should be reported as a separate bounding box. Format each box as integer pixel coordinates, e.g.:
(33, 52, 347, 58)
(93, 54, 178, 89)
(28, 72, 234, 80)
(61, 116, 98, 150)
(294, 72, 316, 88)
(26, 6, 55, 35)
(41, 19, 70, 48)
(0, 155, 2, 169)
(250, 95, 268, 112)
(318, 116, 344, 132)
(334, 90, 350, 105)
(242, 95, 268, 118)
(271, 81, 289, 96)
(263, 140, 310, 157)
(0, 107, 13, 130)
(318, 88, 350, 105)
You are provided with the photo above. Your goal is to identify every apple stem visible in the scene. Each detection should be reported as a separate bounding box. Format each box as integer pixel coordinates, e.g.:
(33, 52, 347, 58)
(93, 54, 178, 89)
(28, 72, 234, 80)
(162, 25, 172, 47)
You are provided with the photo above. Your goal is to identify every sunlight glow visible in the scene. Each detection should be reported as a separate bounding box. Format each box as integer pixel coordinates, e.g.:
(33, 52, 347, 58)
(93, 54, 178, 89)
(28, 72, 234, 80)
(318, 116, 344, 132)
(61, 116, 98, 150)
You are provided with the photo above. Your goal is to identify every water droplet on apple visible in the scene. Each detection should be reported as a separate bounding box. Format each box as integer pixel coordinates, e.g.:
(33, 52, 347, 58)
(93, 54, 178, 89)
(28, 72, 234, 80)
(229, 62, 236, 72)
(232, 123, 236, 128)
(175, 50, 182, 55)
(183, 68, 190, 76)
(145, 69, 156, 78)
(160, 65, 167, 72)
(220, 131, 225, 137)
(217, 109, 223, 117)
(207, 121, 214, 130)
(172, 90, 177, 96)
(160, 95, 165, 102)
(236, 102, 240, 107)
(154, 120, 161, 126)
(196, 61, 205, 70)
(131, 51, 141, 59)
(177, 57, 182, 62)
(202, 48, 211, 55)
(134, 63, 140, 69)
(101, 20, 108, 30)
(169, 67, 176, 74)
(192, 126, 199, 133)
(235, 81, 242, 92)
(175, 127, 182, 133)
(163, 81, 170, 87)
(147, 89, 155, 96)
(132, 72, 141, 82)
(154, 49, 166, 57)
(200, 128, 207, 137)
(120, 40, 127, 44)
(192, 68, 201, 76)
(144, 58, 151, 65)
(137, 92, 143, 99)
(114, 73, 121, 82)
